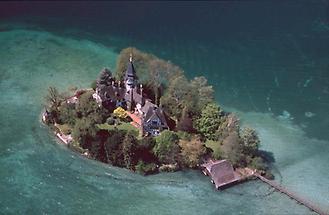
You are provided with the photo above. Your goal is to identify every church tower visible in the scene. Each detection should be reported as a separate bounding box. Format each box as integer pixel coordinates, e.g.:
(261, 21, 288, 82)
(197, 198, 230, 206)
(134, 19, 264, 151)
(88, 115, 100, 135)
(125, 54, 137, 91)
(125, 54, 137, 111)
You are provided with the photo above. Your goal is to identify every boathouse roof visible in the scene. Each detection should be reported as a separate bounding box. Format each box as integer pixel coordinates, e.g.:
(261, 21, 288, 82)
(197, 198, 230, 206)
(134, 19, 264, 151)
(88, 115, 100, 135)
(202, 160, 240, 189)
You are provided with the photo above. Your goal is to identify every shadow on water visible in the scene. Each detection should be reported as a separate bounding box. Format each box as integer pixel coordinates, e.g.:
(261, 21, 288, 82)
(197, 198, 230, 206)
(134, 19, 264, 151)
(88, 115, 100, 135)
(258, 150, 275, 163)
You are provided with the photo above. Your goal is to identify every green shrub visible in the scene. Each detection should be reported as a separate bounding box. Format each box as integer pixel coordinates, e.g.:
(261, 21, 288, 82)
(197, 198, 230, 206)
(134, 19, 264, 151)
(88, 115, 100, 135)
(106, 116, 116, 125)
(205, 140, 223, 160)
(135, 160, 157, 175)
(250, 156, 266, 170)
(56, 123, 72, 135)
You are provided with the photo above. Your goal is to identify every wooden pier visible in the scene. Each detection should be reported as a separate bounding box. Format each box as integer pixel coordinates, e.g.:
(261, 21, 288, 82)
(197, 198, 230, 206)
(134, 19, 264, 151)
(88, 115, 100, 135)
(254, 173, 328, 215)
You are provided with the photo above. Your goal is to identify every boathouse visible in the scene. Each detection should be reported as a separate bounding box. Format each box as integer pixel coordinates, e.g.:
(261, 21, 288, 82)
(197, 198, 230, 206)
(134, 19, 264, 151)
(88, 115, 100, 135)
(202, 160, 241, 189)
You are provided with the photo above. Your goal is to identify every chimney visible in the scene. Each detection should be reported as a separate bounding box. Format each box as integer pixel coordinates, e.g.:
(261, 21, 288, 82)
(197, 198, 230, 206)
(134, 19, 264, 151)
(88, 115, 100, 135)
(140, 84, 143, 96)
(118, 81, 121, 88)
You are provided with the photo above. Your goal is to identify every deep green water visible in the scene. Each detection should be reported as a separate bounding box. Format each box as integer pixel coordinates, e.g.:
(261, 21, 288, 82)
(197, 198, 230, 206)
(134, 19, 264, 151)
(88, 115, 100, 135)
(0, 2, 328, 214)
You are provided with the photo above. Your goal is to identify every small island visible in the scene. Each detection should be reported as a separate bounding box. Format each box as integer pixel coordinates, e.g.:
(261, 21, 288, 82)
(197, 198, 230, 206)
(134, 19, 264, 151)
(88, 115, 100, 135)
(42, 47, 273, 189)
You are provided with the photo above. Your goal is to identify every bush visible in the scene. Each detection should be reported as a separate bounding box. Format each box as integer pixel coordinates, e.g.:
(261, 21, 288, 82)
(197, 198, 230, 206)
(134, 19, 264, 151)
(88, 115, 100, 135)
(106, 116, 116, 125)
(56, 124, 72, 135)
(250, 156, 266, 171)
(113, 107, 128, 119)
(176, 131, 192, 141)
(135, 160, 158, 175)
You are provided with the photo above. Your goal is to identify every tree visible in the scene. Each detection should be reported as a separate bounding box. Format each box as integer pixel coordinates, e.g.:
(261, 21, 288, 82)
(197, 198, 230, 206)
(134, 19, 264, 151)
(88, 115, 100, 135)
(250, 156, 266, 171)
(115, 47, 153, 81)
(135, 137, 157, 163)
(76, 91, 99, 117)
(75, 91, 109, 123)
(72, 117, 98, 149)
(179, 136, 207, 168)
(122, 132, 137, 169)
(215, 113, 240, 141)
(148, 58, 183, 105)
(154, 130, 181, 164)
(97, 68, 113, 86)
(195, 103, 222, 140)
(240, 127, 260, 155)
(58, 102, 76, 125)
(176, 107, 195, 132)
(205, 140, 223, 160)
(148, 59, 163, 105)
(104, 130, 126, 166)
(221, 132, 244, 167)
(190, 76, 214, 111)
(160, 75, 195, 119)
(45, 86, 63, 108)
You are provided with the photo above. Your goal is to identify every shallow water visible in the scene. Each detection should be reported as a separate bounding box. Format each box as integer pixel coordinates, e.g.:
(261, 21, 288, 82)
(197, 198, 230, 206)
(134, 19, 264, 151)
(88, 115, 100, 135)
(0, 2, 329, 214)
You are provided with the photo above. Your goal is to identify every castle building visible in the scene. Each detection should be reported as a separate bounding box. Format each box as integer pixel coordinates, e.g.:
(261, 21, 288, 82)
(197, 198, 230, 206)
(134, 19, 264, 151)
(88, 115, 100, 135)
(94, 55, 175, 136)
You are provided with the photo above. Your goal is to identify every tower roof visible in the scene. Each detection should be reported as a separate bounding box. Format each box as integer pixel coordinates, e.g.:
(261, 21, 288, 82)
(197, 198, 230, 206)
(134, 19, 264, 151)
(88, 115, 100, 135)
(125, 54, 137, 80)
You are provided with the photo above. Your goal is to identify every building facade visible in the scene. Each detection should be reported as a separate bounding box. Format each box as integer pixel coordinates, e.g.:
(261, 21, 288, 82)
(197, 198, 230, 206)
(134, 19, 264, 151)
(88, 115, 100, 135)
(94, 55, 174, 136)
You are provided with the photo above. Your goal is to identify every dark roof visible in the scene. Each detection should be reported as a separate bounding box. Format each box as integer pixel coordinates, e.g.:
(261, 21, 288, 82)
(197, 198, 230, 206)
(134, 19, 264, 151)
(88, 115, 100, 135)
(204, 160, 240, 189)
(144, 106, 169, 129)
(141, 100, 156, 114)
(125, 61, 137, 80)
(98, 85, 125, 101)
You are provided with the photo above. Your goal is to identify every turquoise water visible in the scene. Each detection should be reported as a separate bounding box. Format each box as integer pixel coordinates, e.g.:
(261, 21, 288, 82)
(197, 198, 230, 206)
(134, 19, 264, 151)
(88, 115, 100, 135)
(1, 2, 329, 214)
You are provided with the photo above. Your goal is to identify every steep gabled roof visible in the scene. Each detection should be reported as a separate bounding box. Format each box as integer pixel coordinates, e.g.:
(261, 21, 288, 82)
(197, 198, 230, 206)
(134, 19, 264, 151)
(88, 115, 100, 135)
(141, 100, 156, 114)
(144, 106, 169, 129)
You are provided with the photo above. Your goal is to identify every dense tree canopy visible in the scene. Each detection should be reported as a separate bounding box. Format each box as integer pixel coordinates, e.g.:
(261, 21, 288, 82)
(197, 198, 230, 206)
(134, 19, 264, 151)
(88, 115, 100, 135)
(44, 47, 271, 177)
(58, 102, 76, 125)
(195, 103, 222, 140)
(72, 117, 98, 149)
(179, 136, 207, 168)
(241, 127, 260, 155)
(154, 130, 181, 164)
(122, 132, 138, 169)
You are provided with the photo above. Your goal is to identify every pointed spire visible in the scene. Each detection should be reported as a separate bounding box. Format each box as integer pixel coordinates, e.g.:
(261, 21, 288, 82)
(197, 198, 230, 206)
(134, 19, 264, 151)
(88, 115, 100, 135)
(125, 54, 137, 81)
(129, 53, 133, 63)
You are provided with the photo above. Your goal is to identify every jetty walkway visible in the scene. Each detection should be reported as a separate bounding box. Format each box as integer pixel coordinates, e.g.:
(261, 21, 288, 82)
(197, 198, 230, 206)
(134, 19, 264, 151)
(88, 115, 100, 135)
(254, 173, 328, 215)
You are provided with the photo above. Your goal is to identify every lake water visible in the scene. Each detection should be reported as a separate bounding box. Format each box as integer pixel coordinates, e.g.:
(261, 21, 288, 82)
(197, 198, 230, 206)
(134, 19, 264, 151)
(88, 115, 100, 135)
(0, 2, 328, 214)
